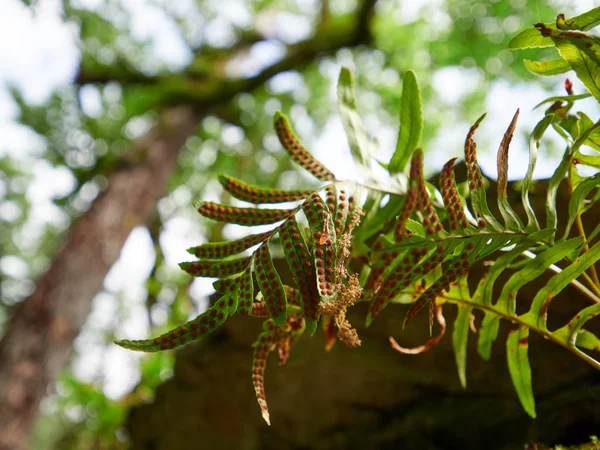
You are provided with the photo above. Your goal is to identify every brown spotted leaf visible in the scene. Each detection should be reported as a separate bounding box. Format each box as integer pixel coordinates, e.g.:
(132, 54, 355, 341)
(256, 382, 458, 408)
(179, 257, 251, 278)
(218, 174, 313, 204)
(255, 242, 288, 326)
(197, 201, 292, 226)
(274, 111, 336, 182)
(279, 216, 320, 334)
(188, 231, 272, 259)
(116, 296, 231, 352)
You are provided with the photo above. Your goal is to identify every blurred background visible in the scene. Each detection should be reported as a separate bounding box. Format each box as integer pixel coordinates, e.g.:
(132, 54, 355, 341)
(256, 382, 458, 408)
(0, 0, 599, 448)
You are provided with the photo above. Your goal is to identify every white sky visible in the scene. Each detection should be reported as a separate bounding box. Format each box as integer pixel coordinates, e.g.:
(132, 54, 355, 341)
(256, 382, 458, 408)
(1, 0, 599, 400)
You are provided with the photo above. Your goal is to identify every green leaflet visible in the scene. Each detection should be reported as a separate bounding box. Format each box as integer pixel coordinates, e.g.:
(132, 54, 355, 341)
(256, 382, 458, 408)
(388, 70, 423, 174)
(575, 329, 600, 352)
(533, 93, 592, 109)
(508, 26, 555, 49)
(337, 67, 374, 177)
(506, 326, 536, 419)
(255, 242, 288, 326)
(576, 153, 600, 168)
(563, 173, 600, 239)
(523, 115, 554, 231)
(496, 237, 584, 315)
(508, 7, 600, 49)
(546, 148, 573, 235)
(218, 174, 312, 204)
(496, 110, 525, 232)
(523, 58, 571, 76)
(197, 201, 292, 226)
(453, 305, 472, 389)
(576, 112, 600, 150)
(478, 230, 554, 307)
(527, 239, 600, 329)
(187, 231, 272, 259)
(116, 297, 231, 352)
(545, 27, 600, 102)
(477, 312, 500, 361)
(273, 111, 335, 182)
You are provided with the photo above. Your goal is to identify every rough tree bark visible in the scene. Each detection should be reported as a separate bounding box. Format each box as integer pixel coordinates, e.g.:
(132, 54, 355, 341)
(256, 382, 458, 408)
(0, 106, 201, 450)
(0, 2, 378, 447)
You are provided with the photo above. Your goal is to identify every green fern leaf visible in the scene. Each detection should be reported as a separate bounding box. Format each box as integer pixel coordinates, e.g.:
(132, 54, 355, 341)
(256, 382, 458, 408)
(506, 326, 536, 418)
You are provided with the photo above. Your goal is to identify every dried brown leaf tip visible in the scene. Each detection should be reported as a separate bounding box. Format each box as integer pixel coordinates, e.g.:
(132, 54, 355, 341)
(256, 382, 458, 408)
(391, 305, 446, 354)
(252, 315, 306, 425)
(497, 109, 519, 202)
(188, 231, 272, 259)
(218, 174, 312, 204)
(273, 111, 335, 182)
(197, 201, 292, 226)
(440, 158, 469, 233)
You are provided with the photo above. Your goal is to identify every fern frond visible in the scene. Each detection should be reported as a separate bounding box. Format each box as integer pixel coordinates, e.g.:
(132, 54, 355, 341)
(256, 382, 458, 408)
(273, 111, 335, 182)
(218, 174, 313, 204)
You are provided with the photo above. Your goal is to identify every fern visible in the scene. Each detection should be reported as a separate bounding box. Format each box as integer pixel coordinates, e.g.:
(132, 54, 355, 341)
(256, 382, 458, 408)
(117, 6, 600, 425)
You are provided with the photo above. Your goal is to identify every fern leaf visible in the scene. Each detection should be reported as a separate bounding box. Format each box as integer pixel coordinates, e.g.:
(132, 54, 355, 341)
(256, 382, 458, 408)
(273, 111, 335, 182)
(197, 201, 292, 225)
(527, 239, 600, 328)
(179, 257, 251, 278)
(255, 241, 288, 326)
(252, 315, 306, 425)
(496, 110, 525, 231)
(506, 326, 536, 418)
(116, 297, 231, 352)
(477, 312, 501, 361)
(523, 115, 554, 231)
(279, 216, 320, 334)
(496, 237, 584, 315)
(303, 193, 338, 301)
(218, 174, 313, 204)
(464, 114, 503, 230)
(440, 158, 470, 233)
(453, 305, 473, 388)
(237, 265, 255, 315)
(188, 231, 272, 259)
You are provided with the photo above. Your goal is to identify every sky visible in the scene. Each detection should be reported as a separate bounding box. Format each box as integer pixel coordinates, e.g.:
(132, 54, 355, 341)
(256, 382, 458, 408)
(1, 0, 599, 401)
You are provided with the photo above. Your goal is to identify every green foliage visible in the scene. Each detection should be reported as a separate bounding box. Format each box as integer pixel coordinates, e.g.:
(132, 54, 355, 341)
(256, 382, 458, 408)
(114, 6, 600, 426)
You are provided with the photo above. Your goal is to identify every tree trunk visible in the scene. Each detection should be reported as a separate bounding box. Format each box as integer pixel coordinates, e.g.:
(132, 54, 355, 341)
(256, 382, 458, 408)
(0, 106, 200, 450)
